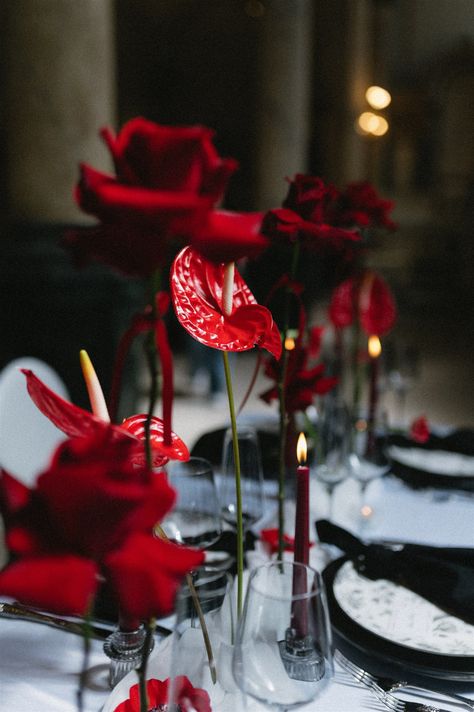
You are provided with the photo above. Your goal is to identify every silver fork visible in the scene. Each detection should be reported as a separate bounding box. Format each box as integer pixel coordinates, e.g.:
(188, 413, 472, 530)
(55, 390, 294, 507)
(335, 650, 474, 711)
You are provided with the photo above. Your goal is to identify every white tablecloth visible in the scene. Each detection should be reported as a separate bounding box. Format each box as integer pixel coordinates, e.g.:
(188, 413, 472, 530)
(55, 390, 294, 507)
(1, 472, 474, 711)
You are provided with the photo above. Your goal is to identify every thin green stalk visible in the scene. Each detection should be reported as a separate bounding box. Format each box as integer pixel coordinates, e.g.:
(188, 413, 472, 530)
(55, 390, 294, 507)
(222, 350, 244, 617)
(276, 243, 300, 560)
(137, 619, 155, 712)
(144, 270, 162, 468)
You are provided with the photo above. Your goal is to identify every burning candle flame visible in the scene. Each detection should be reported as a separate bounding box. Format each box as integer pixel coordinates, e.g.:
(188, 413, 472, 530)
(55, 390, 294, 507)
(284, 336, 296, 351)
(297, 432, 307, 465)
(368, 335, 382, 359)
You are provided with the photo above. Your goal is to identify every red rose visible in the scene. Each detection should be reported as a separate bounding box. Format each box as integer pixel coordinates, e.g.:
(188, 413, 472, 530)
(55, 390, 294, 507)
(333, 181, 397, 230)
(66, 118, 237, 275)
(260, 338, 337, 414)
(0, 433, 203, 618)
(261, 174, 360, 252)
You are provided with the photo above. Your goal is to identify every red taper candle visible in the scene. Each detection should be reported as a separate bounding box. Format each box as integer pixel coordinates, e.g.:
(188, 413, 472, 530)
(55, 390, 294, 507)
(365, 335, 381, 458)
(292, 432, 310, 637)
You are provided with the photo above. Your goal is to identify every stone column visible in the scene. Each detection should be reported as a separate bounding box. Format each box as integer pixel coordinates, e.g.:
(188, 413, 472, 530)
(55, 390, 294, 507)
(1, 1, 142, 417)
(3, 0, 116, 223)
(255, 0, 314, 209)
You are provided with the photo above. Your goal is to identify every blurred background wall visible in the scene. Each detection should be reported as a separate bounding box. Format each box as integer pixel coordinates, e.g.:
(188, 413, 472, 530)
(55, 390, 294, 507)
(0, 0, 473, 421)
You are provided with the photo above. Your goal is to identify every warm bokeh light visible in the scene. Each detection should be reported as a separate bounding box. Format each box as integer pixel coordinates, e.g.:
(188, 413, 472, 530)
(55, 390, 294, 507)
(365, 85, 391, 110)
(361, 504, 373, 518)
(357, 112, 389, 137)
(371, 116, 389, 136)
(297, 432, 307, 465)
(368, 335, 382, 358)
(284, 336, 296, 351)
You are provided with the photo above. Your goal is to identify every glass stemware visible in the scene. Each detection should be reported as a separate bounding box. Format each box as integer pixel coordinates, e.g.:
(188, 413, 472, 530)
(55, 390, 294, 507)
(161, 456, 222, 550)
(348, 409, 390, 530)
(168, 566, 235, 708)
(313, 398, 351, 520)
(233, 561, 333, 711)
(218, 424, 264, 532)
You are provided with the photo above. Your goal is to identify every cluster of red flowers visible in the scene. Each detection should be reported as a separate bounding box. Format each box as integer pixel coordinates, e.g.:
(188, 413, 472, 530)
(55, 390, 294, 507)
(0, 115, 397, 632)
(64, 118, 395, 277)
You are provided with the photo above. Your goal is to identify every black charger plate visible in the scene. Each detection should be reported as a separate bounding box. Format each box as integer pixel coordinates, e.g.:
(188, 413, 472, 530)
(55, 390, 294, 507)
(386, 430, 474, 492)
(323, 557, 474, 681)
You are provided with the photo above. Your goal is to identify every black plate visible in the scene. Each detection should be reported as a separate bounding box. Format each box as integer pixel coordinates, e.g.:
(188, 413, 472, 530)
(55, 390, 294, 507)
(386, 430, 474, 491)
(323, 557, 474, 681)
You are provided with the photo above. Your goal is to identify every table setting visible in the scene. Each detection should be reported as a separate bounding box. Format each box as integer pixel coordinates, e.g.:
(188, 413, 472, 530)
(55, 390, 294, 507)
(0, 116, 473, 712)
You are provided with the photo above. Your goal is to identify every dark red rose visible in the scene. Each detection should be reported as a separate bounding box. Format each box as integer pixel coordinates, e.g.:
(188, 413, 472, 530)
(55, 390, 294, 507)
(260, 338, 337, 414)
(261, 174, 360, 252)
(105, 532, 204, 620)
(0, 555, 98, 616)
(333, 181, 397, 230)
(0, 433, 202, 619)
(65, 118, 239, 275)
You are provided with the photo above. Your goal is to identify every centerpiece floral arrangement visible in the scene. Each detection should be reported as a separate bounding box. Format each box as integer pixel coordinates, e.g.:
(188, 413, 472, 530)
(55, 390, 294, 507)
(0, 117, 396, 711)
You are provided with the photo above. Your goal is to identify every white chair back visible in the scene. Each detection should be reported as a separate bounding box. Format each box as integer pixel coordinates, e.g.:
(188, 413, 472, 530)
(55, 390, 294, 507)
(0, 357, 69, 486)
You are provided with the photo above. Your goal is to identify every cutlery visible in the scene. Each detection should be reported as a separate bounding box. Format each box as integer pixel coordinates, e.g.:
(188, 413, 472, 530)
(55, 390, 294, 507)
(336, 650, 473, 712)
(0, 602, 173, 640)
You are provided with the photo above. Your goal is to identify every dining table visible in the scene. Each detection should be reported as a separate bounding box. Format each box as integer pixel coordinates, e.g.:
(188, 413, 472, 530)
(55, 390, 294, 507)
(1, 452, 474, 711)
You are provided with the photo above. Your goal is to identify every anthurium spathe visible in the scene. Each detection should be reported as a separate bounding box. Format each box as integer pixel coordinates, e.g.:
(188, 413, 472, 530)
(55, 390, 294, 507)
(0, 432, 204, 618)
(113, 676, 211, 712)
(22, 369, 188, 467)
(329, 270, 397, 336)
(170, 246, 282, 358)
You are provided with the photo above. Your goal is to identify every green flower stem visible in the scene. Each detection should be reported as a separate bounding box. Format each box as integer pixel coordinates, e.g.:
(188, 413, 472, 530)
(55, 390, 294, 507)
(277, 242, 300, 560)
(144, 270, 162, 469)
(138, 619, 156, 712)
(222, 350, 244, 617)
(154, 524, 217, 684)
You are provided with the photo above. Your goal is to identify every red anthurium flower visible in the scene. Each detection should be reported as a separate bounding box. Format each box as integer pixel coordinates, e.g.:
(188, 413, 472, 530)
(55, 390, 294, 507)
(332, 181, 397, 231)
(113, 676, 211, 712)
(0, 433, 203, 619)
(261, 175, 360, 252)
(328, 271, 397, 336)
(410, 415, 430, 444)
(22, 369, 188, 467)
(260, 339, 337, 414)
(171, 246, 282, 359)
(64, 117, 238, 276)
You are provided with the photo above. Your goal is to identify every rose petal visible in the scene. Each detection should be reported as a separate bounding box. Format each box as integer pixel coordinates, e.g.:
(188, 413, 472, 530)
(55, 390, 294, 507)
(0, 555, 98, 616)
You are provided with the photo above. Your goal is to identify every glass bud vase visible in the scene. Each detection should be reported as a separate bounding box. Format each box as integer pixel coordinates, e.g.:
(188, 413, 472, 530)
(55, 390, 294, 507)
(103, 624, 154, 688)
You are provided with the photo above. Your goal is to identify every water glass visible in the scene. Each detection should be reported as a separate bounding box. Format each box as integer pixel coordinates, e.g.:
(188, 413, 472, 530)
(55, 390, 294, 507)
(168, 566, 235, 708)
(233, 561, 333, 711)
(313, 399, 351, 519)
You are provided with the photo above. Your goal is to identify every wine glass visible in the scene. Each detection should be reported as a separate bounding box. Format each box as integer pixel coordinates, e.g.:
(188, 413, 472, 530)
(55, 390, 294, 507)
(233, 561, 333, 711)
(386, 340, 421, 428)
(348, 409, 390, 530)
(161, 457, 222, 550)
(218, 425, 264, 532)
(313, 398, 351, 520)
(167, 566, 235, 708)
